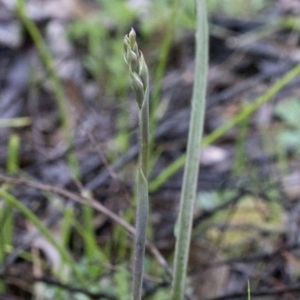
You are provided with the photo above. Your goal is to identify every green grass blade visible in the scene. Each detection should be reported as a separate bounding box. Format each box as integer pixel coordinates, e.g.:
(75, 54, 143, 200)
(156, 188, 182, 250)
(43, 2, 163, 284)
(150, 62, 300, 192)
(248, 280, 251, 300)
(0, 117, 31, 128)
(0, 189, 83, 283)
(171, 0, 208, 298)
(7, 134, 20, 174)
(82, 204, 98, 260)
(16, 0, 80, 178)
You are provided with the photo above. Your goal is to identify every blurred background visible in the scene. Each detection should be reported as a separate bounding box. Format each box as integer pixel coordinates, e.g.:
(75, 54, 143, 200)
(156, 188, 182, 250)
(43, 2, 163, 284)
(1, 0, 300, 299)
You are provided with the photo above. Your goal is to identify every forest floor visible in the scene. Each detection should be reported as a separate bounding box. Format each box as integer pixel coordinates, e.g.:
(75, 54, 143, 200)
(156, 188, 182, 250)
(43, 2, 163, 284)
(1, 0, 300, 299)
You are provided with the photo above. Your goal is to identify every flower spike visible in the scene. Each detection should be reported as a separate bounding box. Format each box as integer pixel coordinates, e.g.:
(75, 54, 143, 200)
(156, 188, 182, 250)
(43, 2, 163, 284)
(123, 28, 150, 300)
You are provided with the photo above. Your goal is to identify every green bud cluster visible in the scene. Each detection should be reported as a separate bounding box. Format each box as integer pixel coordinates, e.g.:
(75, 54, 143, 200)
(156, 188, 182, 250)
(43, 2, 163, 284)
(124, 28, 149, 109)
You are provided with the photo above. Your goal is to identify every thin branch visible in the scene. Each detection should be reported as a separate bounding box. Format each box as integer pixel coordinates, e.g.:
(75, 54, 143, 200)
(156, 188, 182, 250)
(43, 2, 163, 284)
(1, 273, 117, 300)
(0, 174, 171, 275)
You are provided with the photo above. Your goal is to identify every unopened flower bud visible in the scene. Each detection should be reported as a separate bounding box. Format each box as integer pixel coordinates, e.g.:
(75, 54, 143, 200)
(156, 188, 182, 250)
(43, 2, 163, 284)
(130, 50, 139, 72)
(128, 28, 136, 47)
(132, 42, 139, 57)
(138, 52, 149, 89)
(124, 28, 149, 110)
(123, 35, 129, 52)
(130, 72, 144, 109)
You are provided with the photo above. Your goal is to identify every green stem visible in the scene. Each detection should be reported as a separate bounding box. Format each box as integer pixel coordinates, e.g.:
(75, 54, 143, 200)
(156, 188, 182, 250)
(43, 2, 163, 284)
(140, 87, 150, 177)
(132, 82, 149, 300)
(171, 0, 208, 298)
